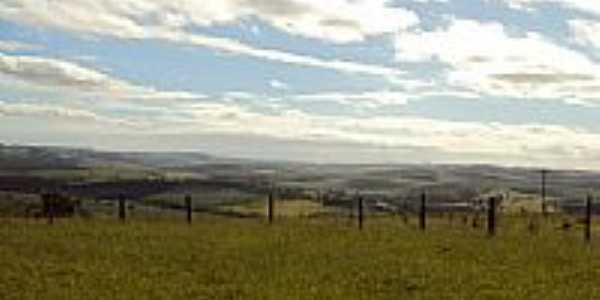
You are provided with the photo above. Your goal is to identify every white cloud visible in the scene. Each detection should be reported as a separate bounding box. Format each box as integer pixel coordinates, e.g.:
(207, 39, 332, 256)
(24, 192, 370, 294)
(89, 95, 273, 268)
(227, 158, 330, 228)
(0, 0, 418, 43)
(294, 91, 410, 108)
(4, 1, 600, 168)
(136, 102, 600, 168)
(0, 0, 407, 78)
(0, 40, 41, 52)
(292, 78, 479, 108)
(563, 97, 597, 107)
(269, 79, 289, 90)
(502, 0, 600, 16)
(0, 52, 206, 101)
(5, 98, 600, 168)
(141, 28, 406, 77)
(250, 25, 261, 35)
(569, 19, 600, 48)
(0, 53, 130, 92)
(223, 91, 256, 100)
(0, 101, 141, 127)
(395, 19, 600, 102)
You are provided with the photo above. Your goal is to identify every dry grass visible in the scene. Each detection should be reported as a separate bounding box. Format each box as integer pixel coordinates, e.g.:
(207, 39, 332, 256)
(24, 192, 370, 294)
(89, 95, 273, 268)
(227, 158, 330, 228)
(0, 215, 599, 299)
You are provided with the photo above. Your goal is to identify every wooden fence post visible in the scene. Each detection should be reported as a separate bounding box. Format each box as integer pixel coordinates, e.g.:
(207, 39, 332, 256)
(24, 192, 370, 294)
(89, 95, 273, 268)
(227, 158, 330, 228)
(118, 194, 126, 222)
(358, 195, 364, 231)
(462, 214, 469, 226)
(420, 191, 426, 231)
(402, 212, 409, 225)
(541, 169, 548, 218)
(472, 211, 481, 229)
(585, 194, 592, 243)
(185, 194, 192, 224)
(488, 197, 496, 237)
(528, 216, 538, 235)
(267, 190, 274, 224)
(46, 193, 55, 225)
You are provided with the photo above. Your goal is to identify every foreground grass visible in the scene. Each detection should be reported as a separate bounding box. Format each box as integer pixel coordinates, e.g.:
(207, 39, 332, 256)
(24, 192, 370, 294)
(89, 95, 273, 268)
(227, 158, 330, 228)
(1, 216, 599, 299)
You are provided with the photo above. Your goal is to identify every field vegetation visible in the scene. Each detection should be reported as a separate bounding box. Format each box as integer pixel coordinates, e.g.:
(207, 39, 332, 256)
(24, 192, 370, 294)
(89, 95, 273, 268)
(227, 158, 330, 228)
(2, 145, 600, 298)
(1, 214, 599, 299)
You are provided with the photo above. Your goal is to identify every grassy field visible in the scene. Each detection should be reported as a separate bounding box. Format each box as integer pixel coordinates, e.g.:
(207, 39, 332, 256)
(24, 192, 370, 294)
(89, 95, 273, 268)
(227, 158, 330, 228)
(1, 215, 599, 299)
(222, 199, 340, 217)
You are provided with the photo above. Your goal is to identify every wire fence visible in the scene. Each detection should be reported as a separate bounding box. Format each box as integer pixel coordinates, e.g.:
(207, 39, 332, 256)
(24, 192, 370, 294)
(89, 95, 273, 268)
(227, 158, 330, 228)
(2, 168, 598, 243)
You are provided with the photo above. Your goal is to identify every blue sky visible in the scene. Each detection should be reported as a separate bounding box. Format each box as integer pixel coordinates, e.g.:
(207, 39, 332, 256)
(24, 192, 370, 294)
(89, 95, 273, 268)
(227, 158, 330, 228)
(2, 0, 600, 168)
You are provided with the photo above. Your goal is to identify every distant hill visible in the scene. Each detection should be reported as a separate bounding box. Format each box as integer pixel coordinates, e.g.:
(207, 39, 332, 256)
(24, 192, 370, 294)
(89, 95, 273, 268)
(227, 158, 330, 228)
(0, 144, 225, 170)
(0, 144, 87, 170)
(1, 143, 600, 201)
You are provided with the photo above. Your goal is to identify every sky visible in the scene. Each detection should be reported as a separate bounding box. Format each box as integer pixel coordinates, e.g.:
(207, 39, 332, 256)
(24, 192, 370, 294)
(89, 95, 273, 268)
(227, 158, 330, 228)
(1, 0, 600, 169)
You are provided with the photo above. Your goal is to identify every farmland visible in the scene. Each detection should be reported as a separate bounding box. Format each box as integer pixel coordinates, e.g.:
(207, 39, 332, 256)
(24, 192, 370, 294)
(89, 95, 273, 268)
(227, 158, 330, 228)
(1, 215, 599, 299)
(2, 144, 600, 299)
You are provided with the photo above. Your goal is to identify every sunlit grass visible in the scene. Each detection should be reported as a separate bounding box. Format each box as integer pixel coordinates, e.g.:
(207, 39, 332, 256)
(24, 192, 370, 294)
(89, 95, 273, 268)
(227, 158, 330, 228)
(223, 199, 337, 217)
(0, 215, 599, 299)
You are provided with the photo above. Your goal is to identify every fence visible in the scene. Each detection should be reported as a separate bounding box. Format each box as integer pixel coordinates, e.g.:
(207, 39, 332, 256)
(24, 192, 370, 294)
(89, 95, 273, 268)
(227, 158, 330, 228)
(32, 186, 596, 244)
(4, 168, 598, 244)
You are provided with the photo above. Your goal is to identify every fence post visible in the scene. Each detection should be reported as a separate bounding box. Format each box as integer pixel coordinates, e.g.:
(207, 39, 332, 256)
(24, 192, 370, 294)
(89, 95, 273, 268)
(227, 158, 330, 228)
(118, 194, 126, 222)
(402, 212, 409, 225)
(585, 194, 592, 243)
(358, 195, 364, 231)
(185, 194, 192, 224)
(462, 214, 469, 226)
(488, 197, 496, 237)
(46, 193, 55, 225)
(267, 190, 274, 224)
(472, 212, 480, 229)
(541, 169, 548, 218)
(420, 191, 426, 231)
(528, 216, 538, 235)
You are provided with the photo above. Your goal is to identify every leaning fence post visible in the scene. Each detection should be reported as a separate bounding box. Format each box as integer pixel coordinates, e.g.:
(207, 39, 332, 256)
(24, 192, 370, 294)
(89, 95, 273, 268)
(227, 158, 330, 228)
(420, 191, 426, 231)
(267, 190, 274, 224)
(118, 194, 126, 222)
(585, 194, 592, 243)
(358, 195, 364, 231)
(185, 194, 192, 224)
(488, 197, 496, 237)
